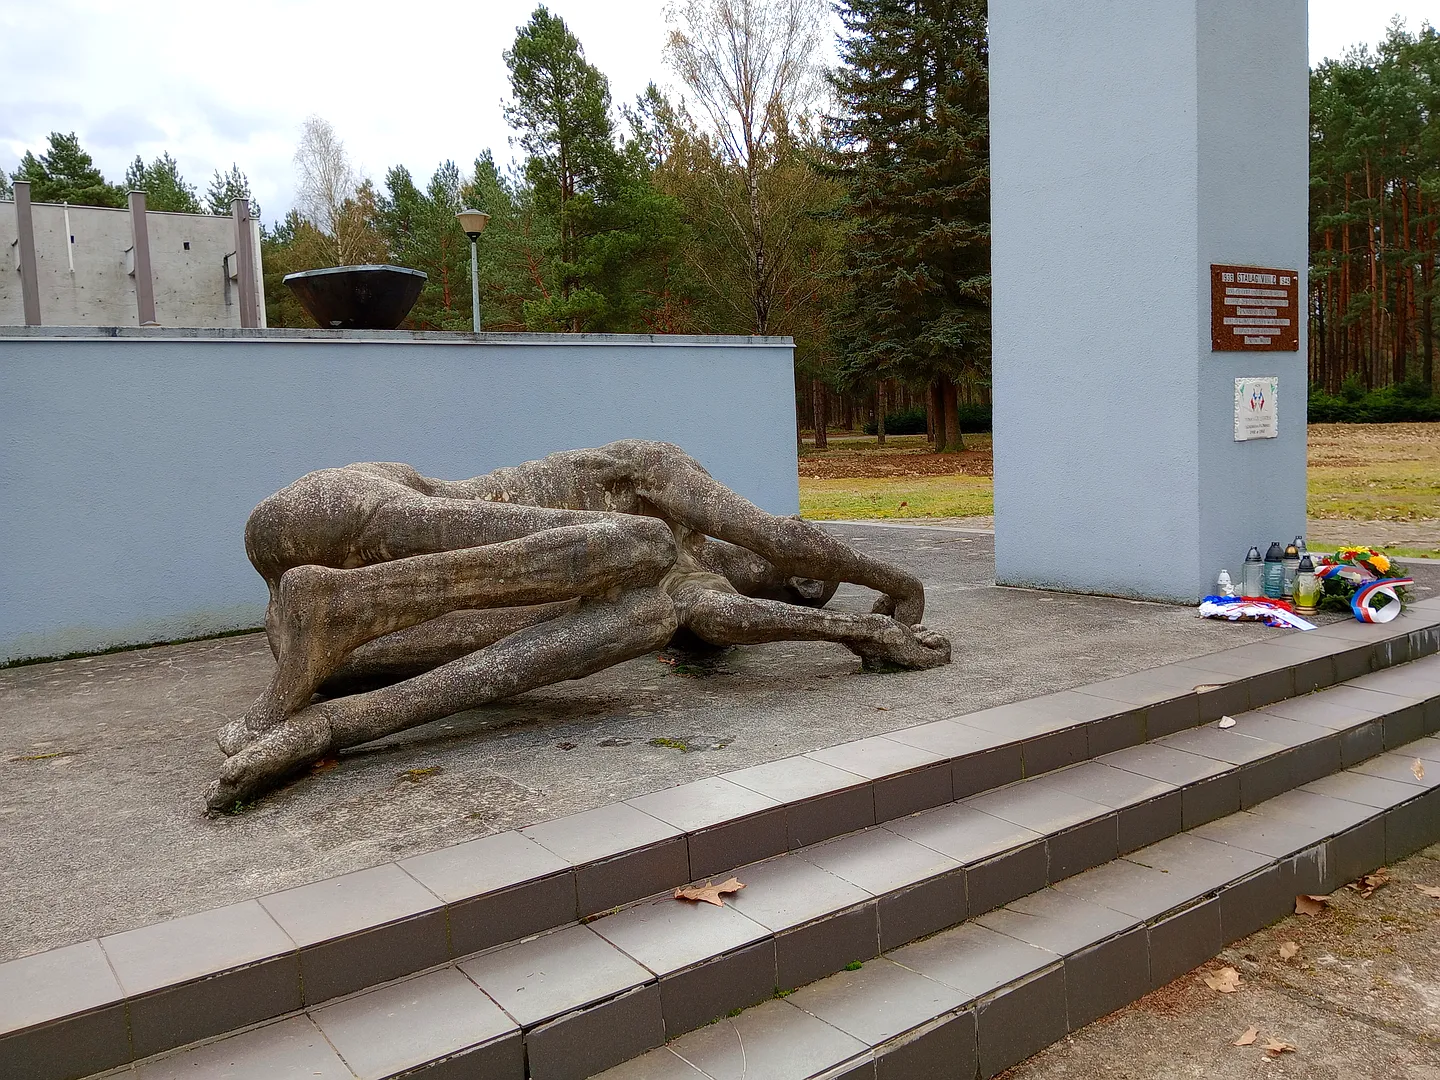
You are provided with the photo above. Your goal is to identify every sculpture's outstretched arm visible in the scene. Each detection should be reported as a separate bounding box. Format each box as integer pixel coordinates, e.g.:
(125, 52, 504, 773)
(207, 587, 677, 811)
(670, 581, 950, 671)
(623, 443, 927, 624)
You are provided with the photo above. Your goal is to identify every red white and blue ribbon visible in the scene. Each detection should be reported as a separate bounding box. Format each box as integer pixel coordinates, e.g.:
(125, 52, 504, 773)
(1351, 578, 1413, 623)
(1318, 563, 1374, 585)
(1198, 596, 1316, 631)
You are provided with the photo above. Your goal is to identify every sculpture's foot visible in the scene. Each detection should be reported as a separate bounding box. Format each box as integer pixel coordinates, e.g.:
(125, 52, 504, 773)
(853, 623, 952, 672)
(207, 706, 334, 811)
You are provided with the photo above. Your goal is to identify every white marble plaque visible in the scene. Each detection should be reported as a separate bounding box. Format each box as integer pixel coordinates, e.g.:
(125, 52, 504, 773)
(1234, 377, 1278, 441)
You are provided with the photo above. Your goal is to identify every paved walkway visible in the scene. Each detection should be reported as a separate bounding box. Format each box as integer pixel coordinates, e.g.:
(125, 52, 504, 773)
(832, 516, 1440, 557)
(3, 525, 1438, 962)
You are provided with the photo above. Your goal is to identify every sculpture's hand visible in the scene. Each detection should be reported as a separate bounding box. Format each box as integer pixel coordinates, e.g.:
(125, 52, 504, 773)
(852, 622, 951, 671)
(871, 590, 925, 626)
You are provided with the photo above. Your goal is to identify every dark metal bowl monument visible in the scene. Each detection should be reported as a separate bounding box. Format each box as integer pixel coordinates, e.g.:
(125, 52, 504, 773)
(283, 264, 428, 330)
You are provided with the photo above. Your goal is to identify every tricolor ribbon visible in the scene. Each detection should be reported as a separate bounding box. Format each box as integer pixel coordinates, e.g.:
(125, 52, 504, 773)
(1350, 578, 1413, 624)
(1318, 563, 1374, 584)
(1198, 596, 1317, 631)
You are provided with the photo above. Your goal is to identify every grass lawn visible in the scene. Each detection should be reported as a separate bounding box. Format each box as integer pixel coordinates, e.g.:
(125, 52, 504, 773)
(800, 475, 994, 520)
(798, 423, 1439, 554)
(1305, 423, 1440, 522)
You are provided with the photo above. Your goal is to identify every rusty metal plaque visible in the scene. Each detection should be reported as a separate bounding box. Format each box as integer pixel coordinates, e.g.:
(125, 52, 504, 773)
(1210, 264, 1299, 352)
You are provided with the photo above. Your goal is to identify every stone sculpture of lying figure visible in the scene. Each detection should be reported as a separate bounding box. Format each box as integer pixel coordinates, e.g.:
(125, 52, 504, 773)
(209, 440, 951, 809)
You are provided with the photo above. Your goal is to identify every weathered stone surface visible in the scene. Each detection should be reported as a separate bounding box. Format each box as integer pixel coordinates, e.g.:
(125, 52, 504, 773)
(210, 441, 949, 809)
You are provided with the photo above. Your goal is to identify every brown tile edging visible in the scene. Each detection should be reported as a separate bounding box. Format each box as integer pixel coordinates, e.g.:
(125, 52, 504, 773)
(2, 612, 1437, 1079)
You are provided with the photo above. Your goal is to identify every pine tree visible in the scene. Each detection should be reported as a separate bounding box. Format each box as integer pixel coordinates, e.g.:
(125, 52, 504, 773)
(206, 164, 260, 220)
(828, 0, 991, 448)
(124, 153, 202, 213)
(0, 167, 12, 200)
(14, 132, 125, 207)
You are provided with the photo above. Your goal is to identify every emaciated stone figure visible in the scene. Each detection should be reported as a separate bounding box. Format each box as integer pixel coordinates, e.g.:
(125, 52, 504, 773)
(210, 441, 951, 809)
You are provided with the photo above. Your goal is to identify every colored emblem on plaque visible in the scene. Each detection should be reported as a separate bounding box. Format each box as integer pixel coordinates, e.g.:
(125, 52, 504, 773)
(1211, 265, 1300, 352)
(1234, 377, 1278, 441)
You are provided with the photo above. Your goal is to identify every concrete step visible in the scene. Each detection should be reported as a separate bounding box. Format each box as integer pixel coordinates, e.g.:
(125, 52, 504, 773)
(600, 735, 1440, 1079)
(42, 643, 1440, 1080)
(3, 606, 1437, 1080)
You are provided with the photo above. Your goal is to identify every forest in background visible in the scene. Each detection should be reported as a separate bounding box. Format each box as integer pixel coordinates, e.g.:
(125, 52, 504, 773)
(3, 8, 1437, 438)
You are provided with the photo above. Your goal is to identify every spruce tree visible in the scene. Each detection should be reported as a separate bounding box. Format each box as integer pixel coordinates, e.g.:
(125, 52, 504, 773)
(828, 0, 991, 447)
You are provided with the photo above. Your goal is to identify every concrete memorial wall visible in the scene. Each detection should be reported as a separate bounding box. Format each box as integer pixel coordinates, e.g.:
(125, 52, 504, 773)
(0, 327, 799, 663)
(990, 0, 1309, 602)
(1, 198, 264, 329)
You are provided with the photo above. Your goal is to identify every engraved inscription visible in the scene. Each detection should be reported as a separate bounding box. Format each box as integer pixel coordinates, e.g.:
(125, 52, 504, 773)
(1211, 264, 1300, 352)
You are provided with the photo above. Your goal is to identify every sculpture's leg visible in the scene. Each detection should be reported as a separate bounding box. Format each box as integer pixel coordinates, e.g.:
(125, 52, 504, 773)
(671, 581, 951, 671)
(317, 603, 579, 695)
(630, 444, 927, 623)
(207, 587, 676, 810)
(693, 537, 840, 608)
(222, 517, 674, 755)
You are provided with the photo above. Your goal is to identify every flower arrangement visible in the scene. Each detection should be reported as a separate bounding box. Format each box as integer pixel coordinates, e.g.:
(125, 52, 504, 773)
(1315, 545, 1410, 616)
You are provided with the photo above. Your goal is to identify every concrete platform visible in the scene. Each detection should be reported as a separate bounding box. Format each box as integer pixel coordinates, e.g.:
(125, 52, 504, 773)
(6, 604, 1438, 1080)
(3, 524, 1437, 964)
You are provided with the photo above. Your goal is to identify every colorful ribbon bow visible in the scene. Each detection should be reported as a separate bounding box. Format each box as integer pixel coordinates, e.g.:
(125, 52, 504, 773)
(1351, 577, 1414, 623)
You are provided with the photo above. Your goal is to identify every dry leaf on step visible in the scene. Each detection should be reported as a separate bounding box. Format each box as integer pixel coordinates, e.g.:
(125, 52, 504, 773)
(1278, 941, 1300, 960)
(1194, 684, 1225, 693)
(1346, 868, 1389, 898)
(1414, 884, 1440, 899)
(1218, 716, 1237, 729)
(1203, 966, 1242, 993)
(1295, 894, 1329, 916)
(1413, 759, 1426, 781)
(1234, 1027, 1259, 1047)
(674, 877, 746, 907)
(1263, 1039, 1297, 1056)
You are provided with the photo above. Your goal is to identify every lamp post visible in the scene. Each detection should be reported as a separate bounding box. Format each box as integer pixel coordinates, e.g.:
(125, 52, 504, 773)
(455, 208, 491, 332)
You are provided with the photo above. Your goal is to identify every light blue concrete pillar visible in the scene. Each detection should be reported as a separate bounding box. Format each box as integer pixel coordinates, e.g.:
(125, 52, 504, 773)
(990, 0, 1309, 602)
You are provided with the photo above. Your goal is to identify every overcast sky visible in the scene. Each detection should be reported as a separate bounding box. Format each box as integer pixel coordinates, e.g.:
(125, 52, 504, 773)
(0, 1, 1431, 224)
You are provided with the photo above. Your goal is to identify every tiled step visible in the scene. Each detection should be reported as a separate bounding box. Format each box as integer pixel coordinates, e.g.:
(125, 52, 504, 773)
(4, 607, 1437, 1080)
(49, 649, 1440, 1080)
(601, 736, 1440, 1080)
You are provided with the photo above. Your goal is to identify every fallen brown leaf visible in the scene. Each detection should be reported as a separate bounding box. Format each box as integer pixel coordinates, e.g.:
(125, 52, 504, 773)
(310, 757, 339, 773)
(1278, 941, 1300, 960)
(1202, 966, 1243, 993)
(675, 877, 746, 907)
(1414, 884, 1440, 899)
(1295, 894, 1329, 916)
(1346, 868, 1390, 898)
(874, 705, 891, 711)
(1413, 758, 1426, 781)
(1263, 1039, 1297, 1056)
(1234, 1026, 1259, 1047)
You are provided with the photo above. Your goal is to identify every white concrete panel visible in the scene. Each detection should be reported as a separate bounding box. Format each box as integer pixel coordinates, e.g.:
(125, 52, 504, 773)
(991, 0, 1308, 601)
(0, 329, 798, 662)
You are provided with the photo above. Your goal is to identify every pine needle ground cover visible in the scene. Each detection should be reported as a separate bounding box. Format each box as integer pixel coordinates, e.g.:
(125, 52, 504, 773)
(798, 424, 1440, 552)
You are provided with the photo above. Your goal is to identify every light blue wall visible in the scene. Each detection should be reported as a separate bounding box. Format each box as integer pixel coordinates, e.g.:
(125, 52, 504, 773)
(0, 328, 798, 663)
(989, 0, 1308, 602)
